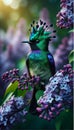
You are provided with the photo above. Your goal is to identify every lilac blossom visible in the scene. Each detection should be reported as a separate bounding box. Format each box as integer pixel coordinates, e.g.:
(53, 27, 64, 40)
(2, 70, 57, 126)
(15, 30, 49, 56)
(0, 18, 31, 96)
(56, 0, 74, 28)
(39, 8, 51, 26)
(2, 68, 40, 90)
(0, 18, 31, 76)
(0, 96, 28, 128)
(36, 64, 73, 121)
(54, 33, 73, 70)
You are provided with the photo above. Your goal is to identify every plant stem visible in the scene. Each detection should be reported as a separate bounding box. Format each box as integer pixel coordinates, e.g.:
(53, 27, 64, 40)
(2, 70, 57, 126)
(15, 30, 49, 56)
(55, 120, 61, 130)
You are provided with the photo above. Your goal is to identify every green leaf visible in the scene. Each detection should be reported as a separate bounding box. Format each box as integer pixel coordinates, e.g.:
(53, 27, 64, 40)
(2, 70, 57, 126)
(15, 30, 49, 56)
(0, 92, 13, 106)
(68, 50, 74, 63)
(55, 120, 61, 130)
(69, 29, 74, 33)
(35, 90, 44, 100)
(68, 50, 74, 69)
(4, 81, 19, 98)
(0, 81, 18, 106)
(55, 109, 72, 130)
(4, 80, 28, 98)
(16, 89, 27, 97)
(1, 81, 28, 106)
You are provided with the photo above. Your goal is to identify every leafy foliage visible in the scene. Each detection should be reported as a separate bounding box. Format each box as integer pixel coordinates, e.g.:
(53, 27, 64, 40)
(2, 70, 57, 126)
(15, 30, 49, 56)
(4, 81, 19, 97)
(35, 90, 44, 101)
(69, 29, 74, 33)
(68, 50, 74, 69)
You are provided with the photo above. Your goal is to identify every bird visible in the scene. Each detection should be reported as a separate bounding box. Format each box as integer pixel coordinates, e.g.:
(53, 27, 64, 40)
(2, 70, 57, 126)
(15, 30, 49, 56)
(22, 20, 56, 115)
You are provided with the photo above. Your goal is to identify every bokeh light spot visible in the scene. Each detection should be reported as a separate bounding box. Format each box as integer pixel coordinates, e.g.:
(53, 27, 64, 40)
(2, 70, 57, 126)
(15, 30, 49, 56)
(3, 0, 13, 5)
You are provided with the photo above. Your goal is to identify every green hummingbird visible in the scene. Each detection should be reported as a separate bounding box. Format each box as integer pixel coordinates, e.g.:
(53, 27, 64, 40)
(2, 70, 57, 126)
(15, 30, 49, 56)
(22, 20, 56, 114)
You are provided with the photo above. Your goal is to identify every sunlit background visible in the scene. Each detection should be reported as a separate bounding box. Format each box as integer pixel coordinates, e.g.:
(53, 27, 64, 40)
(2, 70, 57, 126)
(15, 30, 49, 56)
(0, 0, 59, 28)
(0, 0, 73, 130)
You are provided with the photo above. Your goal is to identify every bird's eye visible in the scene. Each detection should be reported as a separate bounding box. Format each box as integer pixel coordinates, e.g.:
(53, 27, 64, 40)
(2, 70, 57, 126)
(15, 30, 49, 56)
(29, 40, 39, 44)
(36, 40, 39, 43)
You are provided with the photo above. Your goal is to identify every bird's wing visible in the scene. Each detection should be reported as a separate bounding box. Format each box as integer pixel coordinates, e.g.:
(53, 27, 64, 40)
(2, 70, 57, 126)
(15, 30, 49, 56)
(48, 53, 55, 75)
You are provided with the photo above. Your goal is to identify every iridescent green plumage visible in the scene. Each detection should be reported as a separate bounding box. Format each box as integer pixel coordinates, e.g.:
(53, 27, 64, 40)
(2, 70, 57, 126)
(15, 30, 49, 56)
(22, 20, 56, 114)
(28, 51, 52, 84)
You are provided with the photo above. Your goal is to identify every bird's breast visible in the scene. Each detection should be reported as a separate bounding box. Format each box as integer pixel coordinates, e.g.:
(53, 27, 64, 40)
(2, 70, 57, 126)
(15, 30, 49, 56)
(28, 51, 52, 83)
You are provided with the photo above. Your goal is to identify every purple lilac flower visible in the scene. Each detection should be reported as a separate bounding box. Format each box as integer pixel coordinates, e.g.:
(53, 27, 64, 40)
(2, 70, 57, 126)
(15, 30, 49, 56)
(0, 96, 28, 128)
(0, 18, 31, 76)
(39, 8, 51, 26)
(36, 64, 73, 121)
(54, 33, 73, 70)
(0, 18, 31, 97)
(2, 68, 40, 90)
(56, 0, 74, 28)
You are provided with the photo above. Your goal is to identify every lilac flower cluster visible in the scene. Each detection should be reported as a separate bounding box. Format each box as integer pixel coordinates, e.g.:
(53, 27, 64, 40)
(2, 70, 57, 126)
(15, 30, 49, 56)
(36, 64, 73, 121)
(0, 18, 31, 97)
(18, 74, 40, 90)
(2, 68, 20, 83)
(54, 33, 73, 70)
(0, 96, 27, 128)
(0, 18, 31, 77)
(39, 8, 51, 26)
(2, 68, 40, 90)
(56, 0, 73, 28)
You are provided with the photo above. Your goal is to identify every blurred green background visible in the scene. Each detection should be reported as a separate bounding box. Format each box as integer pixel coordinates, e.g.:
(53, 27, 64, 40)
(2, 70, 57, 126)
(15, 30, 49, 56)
(0, 0, 70, 44)
(0, 0, 73, 130)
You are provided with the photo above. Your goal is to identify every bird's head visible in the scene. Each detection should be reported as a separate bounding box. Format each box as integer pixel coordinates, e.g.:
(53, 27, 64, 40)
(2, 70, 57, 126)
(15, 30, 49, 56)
(22, 20, 56, 51)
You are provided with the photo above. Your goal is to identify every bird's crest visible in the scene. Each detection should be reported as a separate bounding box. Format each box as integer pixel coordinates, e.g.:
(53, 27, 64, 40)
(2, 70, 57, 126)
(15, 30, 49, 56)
(29, 20, 56, 51)
(22, 20, 56, 51)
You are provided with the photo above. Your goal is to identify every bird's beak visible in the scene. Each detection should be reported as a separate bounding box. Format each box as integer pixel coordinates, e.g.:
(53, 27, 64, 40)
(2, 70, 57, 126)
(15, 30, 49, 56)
(21, 41, 31, 44)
